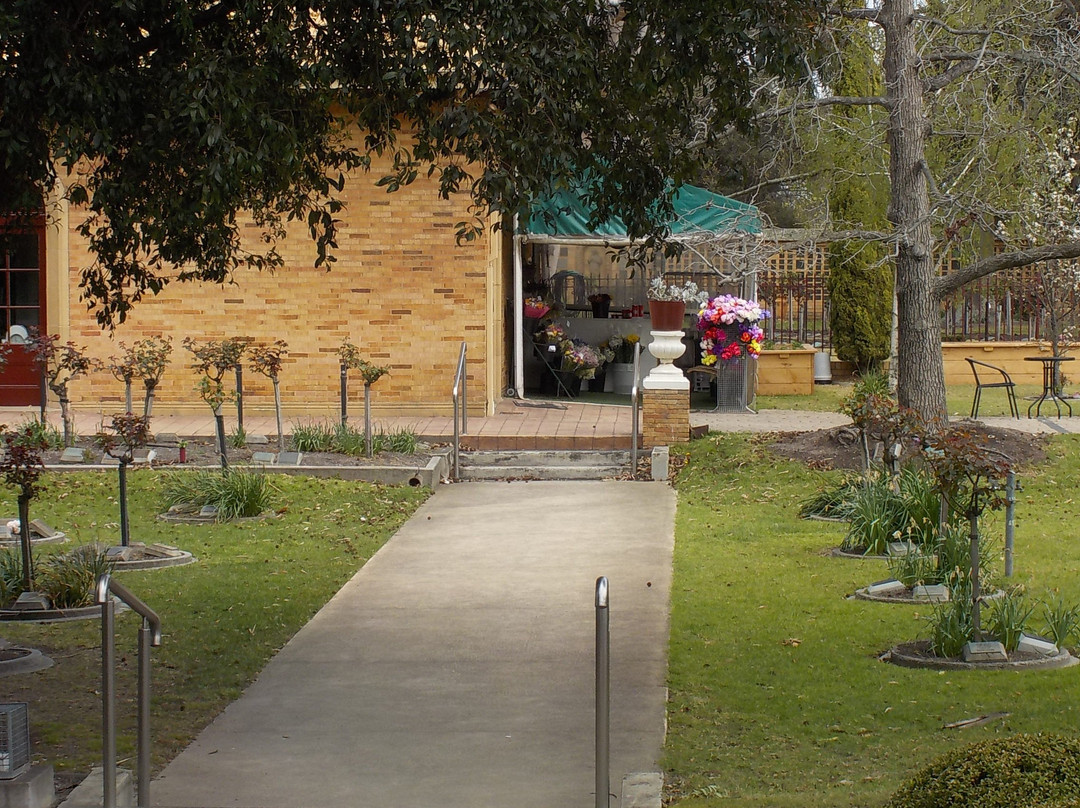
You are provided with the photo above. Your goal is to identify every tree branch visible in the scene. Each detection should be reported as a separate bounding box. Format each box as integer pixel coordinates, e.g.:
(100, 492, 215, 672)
(935, 241, 1080, 297)
(730, 170, 822, 198)
(755, 95, 891, 119)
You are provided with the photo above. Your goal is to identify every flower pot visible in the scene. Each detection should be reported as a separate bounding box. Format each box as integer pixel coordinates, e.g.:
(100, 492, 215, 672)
(588, 368, 607, 392)
(609, 362, 635, 395)
(590, 299, 610, 318)
(178, 446, 187, 463)
(648, 300, 686, 331)
(557, 371, 582, 398)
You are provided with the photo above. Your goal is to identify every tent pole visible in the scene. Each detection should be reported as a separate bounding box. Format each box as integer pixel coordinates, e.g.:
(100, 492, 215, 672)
(513, 222, 525, 399)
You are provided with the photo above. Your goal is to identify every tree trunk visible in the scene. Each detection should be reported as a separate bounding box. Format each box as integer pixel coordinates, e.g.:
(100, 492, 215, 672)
(214, 406, 228, 470)
(882, 0, 948, 420)
(118, 461, 130, 547)
(124, 380, 133, 413)
(59, 394, 74, 447)
(143, 381, 156, 418)
(18, 495, 32, 592)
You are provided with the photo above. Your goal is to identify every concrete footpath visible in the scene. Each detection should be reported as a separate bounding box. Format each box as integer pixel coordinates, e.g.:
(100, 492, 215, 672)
(152, 481, 675, 808)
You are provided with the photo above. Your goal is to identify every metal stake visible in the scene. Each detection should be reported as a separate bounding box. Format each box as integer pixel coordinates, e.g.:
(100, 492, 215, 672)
(1005, 471, 1016, 577)
(101, 597, 117, 808)
(595, 576, 610, 808)
(137, 621, 151, 808)
(340, 363, 348, 425)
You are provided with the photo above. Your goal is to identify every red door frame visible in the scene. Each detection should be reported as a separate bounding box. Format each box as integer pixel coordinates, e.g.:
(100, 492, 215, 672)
(0, 216, 47, 406)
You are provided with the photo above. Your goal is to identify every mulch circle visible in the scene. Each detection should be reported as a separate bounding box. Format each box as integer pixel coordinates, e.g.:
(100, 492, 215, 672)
(830, 547, 889, 561)
(884, 640, 1077, 671)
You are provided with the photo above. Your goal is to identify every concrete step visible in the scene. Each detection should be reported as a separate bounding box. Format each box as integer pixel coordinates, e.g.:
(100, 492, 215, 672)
(458, 450, 632, 481)
(464, 450, 630, 467)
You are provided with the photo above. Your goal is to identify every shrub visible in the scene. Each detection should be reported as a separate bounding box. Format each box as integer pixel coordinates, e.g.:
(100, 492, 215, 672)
(290, 421, 336, 453)
(375, 428, 419, 454)
(888, 550, 937, 589)
(888, 734, 1080, 808)
(162, 469, 276, 520)
(36, 546, 113, 608)
(827, 238, 892, 373)
(927, 581, 974, 658)
(1042, 593, 1080, 648)
(986, 587, 1035, 651)
(0, 549, 22, 607)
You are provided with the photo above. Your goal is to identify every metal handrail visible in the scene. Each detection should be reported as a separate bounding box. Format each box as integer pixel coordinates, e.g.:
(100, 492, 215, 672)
(96, 573, 162, 808)
(595, 576, 610, 808)
(452, 342, 468, 478)
(630, 343, 642, 469)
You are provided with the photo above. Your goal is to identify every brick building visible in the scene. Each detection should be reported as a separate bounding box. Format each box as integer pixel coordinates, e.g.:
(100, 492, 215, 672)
(0, 149, 513, 418)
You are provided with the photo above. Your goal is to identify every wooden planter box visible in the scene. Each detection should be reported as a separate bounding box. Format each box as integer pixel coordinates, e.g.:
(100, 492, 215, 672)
(756, 346, 817, 396)
(942, 342, 1054, 386)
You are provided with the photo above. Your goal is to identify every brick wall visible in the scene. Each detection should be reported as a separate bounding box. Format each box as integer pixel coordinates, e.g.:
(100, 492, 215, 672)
(61, 147, 505, 417)
(642, 388, 690, 448)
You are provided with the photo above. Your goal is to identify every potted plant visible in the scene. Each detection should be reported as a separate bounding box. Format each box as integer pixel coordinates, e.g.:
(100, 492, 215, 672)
(588, 292, 612, 319)
(605, 334, 641, 394)
(647, 277, 710, 331)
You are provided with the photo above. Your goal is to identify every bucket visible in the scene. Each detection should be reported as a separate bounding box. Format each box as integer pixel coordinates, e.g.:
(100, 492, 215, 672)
(813, 351, 833, 383)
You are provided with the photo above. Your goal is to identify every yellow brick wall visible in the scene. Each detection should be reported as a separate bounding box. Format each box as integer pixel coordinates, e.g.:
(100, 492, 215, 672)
(60, 149, 505, 418)
(642, 388, 690, 448)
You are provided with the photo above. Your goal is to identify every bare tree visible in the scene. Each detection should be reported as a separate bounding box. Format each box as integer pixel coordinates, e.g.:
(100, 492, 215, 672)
(741, 0, 1080, 417)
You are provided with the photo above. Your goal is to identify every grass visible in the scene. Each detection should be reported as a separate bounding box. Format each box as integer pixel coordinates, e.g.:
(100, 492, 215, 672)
(663, 433, 1080, 808)
(0, 469, 428, 775)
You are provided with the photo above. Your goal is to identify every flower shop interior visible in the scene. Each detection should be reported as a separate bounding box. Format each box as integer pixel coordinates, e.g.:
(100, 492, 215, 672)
(510, 184, 765, 407)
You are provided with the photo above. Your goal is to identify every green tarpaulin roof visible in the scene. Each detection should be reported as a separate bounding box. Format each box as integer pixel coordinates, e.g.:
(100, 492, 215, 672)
(524, 183, 761, 238)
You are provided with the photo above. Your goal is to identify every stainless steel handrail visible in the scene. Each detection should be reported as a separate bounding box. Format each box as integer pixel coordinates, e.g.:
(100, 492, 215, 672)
(630, 343, 642, 470)
(96, 573, 162, 808)
(595, 576, 610, 808)
(452, 342, 468, 478)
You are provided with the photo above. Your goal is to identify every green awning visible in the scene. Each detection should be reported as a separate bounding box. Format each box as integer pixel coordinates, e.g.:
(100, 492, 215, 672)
(524, 183, 761, 238)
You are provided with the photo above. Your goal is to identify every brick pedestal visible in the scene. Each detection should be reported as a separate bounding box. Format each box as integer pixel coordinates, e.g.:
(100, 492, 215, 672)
(642, 388, 690, 448)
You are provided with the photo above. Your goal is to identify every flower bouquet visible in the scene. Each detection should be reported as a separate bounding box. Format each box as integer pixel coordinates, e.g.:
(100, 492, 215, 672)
(697, 295, 769, 365)
(561, 340, 601, 379)
(525, 296, 552, 319)
(606, 334, 640, 364)
(534, 322, 568, 346)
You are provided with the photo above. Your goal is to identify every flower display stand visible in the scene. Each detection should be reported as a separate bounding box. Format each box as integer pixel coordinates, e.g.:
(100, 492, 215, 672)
(714, 357, 755, 413)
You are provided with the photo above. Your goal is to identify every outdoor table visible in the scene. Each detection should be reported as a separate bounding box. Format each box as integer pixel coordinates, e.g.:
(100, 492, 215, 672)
(1024, 355, 1074, 418)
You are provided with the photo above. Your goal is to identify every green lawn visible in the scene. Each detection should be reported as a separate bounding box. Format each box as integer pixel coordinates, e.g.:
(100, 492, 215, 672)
(663, 433, 1080, 807)
(0, 470, 428, 774)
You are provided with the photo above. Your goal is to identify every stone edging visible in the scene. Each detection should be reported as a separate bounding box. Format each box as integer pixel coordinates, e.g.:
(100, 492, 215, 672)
(110, 550, 197, 570)
(884, 641, 1078, 671)
(0, 601, 126, 624)
(42, 449, 451, 488)
(0, 646, 53, 677)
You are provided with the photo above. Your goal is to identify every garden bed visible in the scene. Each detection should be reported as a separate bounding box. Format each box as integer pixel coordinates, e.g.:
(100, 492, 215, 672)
(884, 639, 1077, 671)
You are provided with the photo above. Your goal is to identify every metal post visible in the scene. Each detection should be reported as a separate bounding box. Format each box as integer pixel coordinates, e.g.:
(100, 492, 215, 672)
(118, 462, 130, 547)
(137, 620, 151, 808)
(970, 512, 981, 637)
(340, 363, 348, 425)
(595, 576, 610, 808)
(364, 383, 373, 459)
(235, 365, 244, 431)
(101, 596, 117, 808)
(631, 344, 641, 470)
(1005, 471, 1016, 577)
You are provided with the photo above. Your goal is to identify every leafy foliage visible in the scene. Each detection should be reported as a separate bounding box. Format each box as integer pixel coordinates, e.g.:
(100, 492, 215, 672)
(35, 546, 114, 609)
(249, 340, 289, 380)
(161, 469, 277, 521)
(888, 734, 1080, 808)
(0, 0, 824, 325)
(338, 342, 389, 385)
(95, 412, 151, 464)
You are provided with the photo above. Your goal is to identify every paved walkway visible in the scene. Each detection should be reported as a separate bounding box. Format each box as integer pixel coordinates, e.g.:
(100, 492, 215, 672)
(151, 482, 675, 808)
(4, 401, 1074, 451)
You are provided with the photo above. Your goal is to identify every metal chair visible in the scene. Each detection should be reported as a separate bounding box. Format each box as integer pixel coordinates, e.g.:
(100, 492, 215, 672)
(966, 357, 1019, 419)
